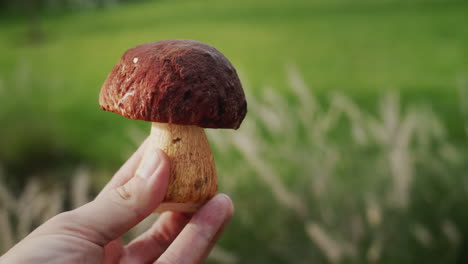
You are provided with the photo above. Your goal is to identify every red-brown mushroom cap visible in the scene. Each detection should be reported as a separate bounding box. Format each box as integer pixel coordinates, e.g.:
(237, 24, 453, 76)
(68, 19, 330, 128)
(99, 39, 247, 129)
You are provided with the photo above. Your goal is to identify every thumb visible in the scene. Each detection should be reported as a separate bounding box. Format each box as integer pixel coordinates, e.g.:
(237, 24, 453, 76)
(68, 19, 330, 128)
(43, 149, 170, 246)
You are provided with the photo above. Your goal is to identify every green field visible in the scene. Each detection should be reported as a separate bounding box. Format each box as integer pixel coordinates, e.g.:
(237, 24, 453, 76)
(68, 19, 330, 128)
(1, 0, 467, 169)
(1, 0, 468, 263)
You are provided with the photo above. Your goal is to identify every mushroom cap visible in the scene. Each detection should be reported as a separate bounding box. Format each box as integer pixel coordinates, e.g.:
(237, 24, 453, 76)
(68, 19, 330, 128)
(99, 39, 247, 129)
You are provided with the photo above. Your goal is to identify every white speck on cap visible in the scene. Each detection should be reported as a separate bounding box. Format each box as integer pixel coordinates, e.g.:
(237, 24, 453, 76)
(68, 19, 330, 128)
(133, 57, 139, 63)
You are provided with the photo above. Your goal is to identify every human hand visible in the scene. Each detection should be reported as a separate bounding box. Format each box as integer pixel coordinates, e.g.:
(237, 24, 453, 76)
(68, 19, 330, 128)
(0, 139, 234, 264)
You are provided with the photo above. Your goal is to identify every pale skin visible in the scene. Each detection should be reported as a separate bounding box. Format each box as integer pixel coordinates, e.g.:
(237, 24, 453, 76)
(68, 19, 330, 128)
(0, 139, 234, 264)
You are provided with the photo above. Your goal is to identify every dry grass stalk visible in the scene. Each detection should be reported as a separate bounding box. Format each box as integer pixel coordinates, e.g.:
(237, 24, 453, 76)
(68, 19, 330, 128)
(0, 178, 66, 253)
(366, 199, 382, 228)
(366, 238, 382, 263)
(412, 223, 433, 248)
(442, 219, 460, 246)
(208, 65, 466, 262)
(230, 123, 309, 219)
(306, 222, 344, 264)
(0, 208, 14, 253)
(1, 65, 466, 263)
(40, 188, 64, 224)
(71, 166, 91, 208)
(208, 246, 238, 264)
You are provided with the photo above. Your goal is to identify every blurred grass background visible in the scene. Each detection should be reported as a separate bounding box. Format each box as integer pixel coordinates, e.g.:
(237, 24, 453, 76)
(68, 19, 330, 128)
(1, 0, 468, 263)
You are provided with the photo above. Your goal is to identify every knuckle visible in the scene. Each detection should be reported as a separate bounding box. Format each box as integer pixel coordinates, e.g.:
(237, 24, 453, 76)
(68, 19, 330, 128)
(109, 177, 143, 203)
(113, 184, 133, 200)
(107, 178, 148, 220)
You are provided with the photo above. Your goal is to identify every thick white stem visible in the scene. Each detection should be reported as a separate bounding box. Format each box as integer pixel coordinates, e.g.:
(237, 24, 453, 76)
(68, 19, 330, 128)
(142, 122, 218, 213)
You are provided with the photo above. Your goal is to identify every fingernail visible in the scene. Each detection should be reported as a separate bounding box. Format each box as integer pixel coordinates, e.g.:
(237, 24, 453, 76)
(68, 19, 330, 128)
(213, 194, 234, 218)
(136, 149, 162, 179)
(216, 194, 232, 205)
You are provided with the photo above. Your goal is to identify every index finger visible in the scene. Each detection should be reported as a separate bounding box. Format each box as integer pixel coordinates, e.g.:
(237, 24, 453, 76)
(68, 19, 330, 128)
(156, 194, 234, 264)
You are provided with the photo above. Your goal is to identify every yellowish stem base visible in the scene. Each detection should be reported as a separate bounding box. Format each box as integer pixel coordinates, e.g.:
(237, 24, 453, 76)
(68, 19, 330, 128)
(142, 122, 218, 213)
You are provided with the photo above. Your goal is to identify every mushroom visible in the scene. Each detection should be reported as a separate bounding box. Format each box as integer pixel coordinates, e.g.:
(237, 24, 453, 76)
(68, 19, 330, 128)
(99, 39, 247, 213)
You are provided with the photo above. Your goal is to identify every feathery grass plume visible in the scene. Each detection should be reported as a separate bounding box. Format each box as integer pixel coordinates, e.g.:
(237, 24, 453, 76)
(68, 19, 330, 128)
(366, 238, 382, 263)
(1, 65, 467, 263)
(0, 165, 14, 252)
(0, 207, 14, 253)
(207, 65, 468, 263)
(71, 166, 91, 208)
(385, 95, 416, 208)
(0, 181, 13, 211)
(40, 187, 64, 223)
(230, 123, 308, 219)
(208, 246, 238, 264)
(366, 198, 382, 228)
(286, 64, 318, 125)
(306, 222, 344, 263)
(16, 178, 42, 238)
(441, 219, 460, 246)
(412, 223, 433, 248)
(0, 176, 67, 253)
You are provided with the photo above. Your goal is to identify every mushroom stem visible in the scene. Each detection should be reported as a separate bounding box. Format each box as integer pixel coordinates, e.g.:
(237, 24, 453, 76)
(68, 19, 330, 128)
(142, 122, 218, 213)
